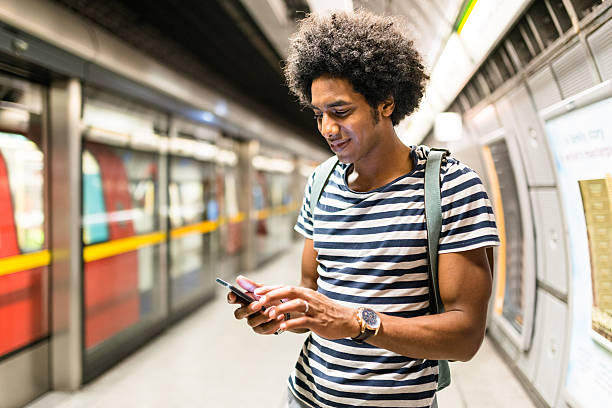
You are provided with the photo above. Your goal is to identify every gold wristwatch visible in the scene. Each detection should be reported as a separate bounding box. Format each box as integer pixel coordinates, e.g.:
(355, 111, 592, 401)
(351, 307, 381, 343)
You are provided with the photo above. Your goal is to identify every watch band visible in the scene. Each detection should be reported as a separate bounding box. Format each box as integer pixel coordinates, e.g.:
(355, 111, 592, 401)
(352, 327, 375, 342)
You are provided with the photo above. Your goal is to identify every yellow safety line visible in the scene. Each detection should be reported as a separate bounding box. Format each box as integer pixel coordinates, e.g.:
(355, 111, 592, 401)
(218, 212, 246, 226)
(229, 213, 245, 223)
(83, 232, 166, 262)
(255, 208, 272, 220)
(256, 203, 300, 220)
(0, 250, 51, 277)
(170, 220, 218, 239)
(482, 146, 507, 316)
(2, 207, 295, 271)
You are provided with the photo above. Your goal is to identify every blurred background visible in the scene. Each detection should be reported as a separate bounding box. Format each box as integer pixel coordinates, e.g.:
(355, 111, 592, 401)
(0, 1, 611, 407)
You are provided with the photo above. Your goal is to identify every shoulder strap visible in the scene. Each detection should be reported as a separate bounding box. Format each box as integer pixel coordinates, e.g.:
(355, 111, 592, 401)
(309, 156, 339, 216)
(424, 147, 451, 391)
(424, 148, 448, 314)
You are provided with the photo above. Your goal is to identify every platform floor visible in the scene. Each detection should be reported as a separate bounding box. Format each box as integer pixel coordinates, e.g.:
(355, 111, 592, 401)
(28, 242, 536, 408)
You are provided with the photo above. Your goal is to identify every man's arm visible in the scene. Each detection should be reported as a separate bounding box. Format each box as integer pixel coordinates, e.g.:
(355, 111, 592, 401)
(286, 239, 319, 334)
(257, 246, 492, 361)
(300, 238, 319, 290)
(366, 247, 492, 361)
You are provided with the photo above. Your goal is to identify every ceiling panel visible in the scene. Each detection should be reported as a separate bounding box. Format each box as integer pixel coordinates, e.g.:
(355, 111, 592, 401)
(51, 0, 324, 149)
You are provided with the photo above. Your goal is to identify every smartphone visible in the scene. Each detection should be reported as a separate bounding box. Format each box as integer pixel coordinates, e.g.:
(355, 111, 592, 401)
(216, 278, 264, 310)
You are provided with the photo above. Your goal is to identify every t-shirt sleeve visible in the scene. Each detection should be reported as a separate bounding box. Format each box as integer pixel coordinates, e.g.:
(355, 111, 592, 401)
(438, 160, 500, 254)
(294, 171, 315, 240)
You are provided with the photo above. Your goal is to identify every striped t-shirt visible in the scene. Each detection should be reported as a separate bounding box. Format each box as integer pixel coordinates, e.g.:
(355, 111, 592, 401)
(291, 145, 500, 408)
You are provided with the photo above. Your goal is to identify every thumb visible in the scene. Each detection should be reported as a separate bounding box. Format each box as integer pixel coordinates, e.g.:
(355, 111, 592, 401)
(236, 275, 261, 292)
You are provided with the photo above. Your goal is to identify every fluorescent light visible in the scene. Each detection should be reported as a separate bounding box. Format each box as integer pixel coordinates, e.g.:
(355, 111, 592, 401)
(434, 112, 462, 142)
(201, 111, 215, 123)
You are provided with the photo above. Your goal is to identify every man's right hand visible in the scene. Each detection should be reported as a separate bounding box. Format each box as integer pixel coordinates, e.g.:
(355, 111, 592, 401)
(227, 276, 286, 335)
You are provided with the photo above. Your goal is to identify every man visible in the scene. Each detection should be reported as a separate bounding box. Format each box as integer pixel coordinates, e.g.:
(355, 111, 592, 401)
(229, 10, 499, 408)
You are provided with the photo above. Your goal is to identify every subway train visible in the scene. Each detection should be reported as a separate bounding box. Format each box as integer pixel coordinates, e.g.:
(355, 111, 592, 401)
(0, 1, 323, 407)
(0, 1, 611, 408)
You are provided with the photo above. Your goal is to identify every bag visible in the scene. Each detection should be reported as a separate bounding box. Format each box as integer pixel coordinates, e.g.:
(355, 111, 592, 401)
(309, 148, 452, 391)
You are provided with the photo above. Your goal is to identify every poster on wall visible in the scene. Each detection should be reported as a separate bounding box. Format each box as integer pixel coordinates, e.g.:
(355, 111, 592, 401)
(543, 83, 612, 408)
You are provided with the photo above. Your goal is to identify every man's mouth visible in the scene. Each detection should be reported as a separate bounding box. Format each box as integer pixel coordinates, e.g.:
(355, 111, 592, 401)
(330, 139, 350, 153)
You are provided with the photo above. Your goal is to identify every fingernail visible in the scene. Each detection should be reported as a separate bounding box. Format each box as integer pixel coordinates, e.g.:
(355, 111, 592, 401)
(259, 296, 267, 304)
(269, 308, 276, 319)
(254, 287, 264, 294)
(280, 323, 287, 330)
(250, 302, 260, 311)
(277, 314, 285, 321)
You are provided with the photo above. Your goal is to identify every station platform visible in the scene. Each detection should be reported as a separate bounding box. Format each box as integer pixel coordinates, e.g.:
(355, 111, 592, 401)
(26, 243, 536, 408)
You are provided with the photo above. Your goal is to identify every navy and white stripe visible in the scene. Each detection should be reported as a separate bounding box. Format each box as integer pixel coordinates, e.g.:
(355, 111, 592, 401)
(291, 145, 500, 407)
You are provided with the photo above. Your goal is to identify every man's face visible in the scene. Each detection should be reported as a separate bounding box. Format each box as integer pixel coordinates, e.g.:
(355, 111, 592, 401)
(310, 75, 384, 164)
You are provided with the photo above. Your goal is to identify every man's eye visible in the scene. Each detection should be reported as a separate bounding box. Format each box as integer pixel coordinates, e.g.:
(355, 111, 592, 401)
(334, 110, 349, 116)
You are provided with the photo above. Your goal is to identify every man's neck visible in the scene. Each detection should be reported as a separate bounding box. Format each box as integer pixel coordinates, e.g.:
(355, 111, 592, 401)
(347, 131, 412, 192)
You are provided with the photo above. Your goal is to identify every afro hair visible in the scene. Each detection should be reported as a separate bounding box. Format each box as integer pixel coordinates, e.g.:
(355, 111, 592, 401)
(284, 10, 429, 126)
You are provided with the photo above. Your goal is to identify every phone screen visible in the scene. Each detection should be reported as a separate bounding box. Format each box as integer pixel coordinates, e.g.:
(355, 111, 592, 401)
(216, 278, 262, 308)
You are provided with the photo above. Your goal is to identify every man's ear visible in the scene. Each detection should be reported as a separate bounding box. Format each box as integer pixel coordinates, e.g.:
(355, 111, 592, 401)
(379, 97, 395, 118)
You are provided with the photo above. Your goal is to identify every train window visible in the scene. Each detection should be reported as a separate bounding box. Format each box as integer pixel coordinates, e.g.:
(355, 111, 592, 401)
(546, 0, 573, 33)
(0, 78, 48, 359)
(82, 150, 109, 245)
(81, 142, 163, 353)
(528, 1, 561, 49)
(168, 155, 216, 310)
(568, 0, 604, 19)
(123, 152, 158, 234)
(0, 132, 44, 253)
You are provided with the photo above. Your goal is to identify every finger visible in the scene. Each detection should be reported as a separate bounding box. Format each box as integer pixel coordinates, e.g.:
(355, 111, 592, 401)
(267, 299, 309, 319)
(235, 275, 262, 292)
(279, 315, 310, 331)
(253, 285, 284, 296)
(247, 311, 273, 328)
(253, 315, 286, 335)
(227, 292, 237, 304)
(234, 301, 264, 320)
(258, 286, 308, 306)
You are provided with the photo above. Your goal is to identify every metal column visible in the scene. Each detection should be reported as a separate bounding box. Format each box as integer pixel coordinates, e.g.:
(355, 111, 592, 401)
(49, 78, 83, 390)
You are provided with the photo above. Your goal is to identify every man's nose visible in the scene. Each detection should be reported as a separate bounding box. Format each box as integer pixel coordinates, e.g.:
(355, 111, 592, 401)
(320, 114, 340, 139)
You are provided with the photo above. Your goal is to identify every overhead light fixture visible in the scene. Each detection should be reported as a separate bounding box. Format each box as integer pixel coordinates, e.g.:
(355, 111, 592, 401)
(434, 112, 462, 142)
(214, 101, 228, 117)
(201, 111, 215, 123)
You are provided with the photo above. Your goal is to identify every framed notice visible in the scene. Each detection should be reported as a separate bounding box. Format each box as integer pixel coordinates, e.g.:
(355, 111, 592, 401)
(541, 80, 612, 408)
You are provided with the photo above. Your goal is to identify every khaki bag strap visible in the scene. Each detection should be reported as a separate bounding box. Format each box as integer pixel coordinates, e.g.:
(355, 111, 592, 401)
(309, 156, 339, 217)
(424, 147, 452, 391)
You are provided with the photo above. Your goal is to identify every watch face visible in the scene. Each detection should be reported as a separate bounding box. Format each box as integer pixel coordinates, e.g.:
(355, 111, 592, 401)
(362, 308, 380, 329)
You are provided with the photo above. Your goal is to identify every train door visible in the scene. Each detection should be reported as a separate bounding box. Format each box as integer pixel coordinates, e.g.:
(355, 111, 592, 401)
(251, 152, 296, 266)
(0, 75, 49, 407)
(216, 139, 244, 280)
(168, 130, 218, 312)
(80, 90, 167, 381)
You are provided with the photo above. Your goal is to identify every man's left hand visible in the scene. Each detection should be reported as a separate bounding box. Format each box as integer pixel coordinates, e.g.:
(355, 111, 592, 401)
(253, 285, 360, 340)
